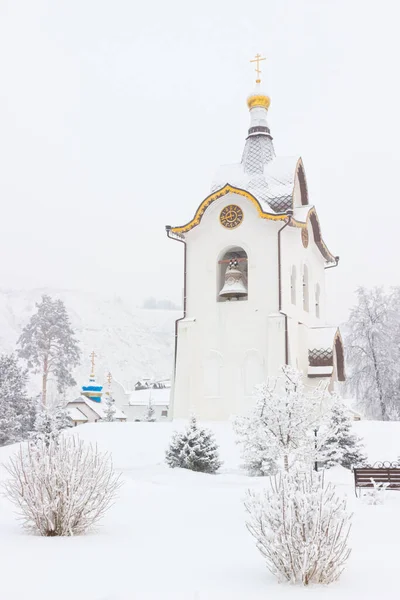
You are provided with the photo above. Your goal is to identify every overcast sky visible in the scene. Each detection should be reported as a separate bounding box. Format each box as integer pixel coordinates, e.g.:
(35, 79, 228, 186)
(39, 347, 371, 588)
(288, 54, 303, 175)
(0, 0, 399, 323)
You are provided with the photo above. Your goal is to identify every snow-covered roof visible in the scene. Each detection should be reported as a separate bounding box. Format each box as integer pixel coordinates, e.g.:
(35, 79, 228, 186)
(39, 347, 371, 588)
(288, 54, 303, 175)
(66, 406, 88, 421)
(308, 365, 334, 377)
(211, 155, 298, 214)
(68, 396, 127, 420)
(127, 388, 170, 406)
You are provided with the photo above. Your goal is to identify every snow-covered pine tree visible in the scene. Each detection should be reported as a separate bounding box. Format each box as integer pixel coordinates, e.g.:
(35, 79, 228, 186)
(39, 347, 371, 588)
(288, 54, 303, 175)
(233, 365, 331, 473)
(244, 472, 352, 585)
(166, 416, 222, 473)
(144, 394, 156, 422)
(103, 392, 117, 422)
(17, 295, 80, 406)
(0, 354, 36, 446)
(32, 403, 72, 446)
(320, 396, 366, 469)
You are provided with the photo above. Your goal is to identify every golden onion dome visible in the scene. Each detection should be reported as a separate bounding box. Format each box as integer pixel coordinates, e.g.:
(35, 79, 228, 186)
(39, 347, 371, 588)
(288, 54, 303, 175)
(247, 83, 271, 111)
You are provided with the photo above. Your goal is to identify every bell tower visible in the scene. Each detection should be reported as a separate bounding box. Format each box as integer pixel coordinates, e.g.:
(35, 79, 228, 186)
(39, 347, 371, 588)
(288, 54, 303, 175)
(166, 57, 345, 421)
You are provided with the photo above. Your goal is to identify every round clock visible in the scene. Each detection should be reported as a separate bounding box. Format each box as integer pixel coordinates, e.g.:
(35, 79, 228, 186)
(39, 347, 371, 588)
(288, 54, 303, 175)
(220, 205, 244, 229)
(301, 228, 309, 248)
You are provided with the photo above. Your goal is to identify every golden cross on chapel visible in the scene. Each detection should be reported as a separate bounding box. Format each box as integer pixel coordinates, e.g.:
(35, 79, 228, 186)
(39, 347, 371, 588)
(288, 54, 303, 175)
(90, 350, 97, 376)
(250, 53, 266, 84)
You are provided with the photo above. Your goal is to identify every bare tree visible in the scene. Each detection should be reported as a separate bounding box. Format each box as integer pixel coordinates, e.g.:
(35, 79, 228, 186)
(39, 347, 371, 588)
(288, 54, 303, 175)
(3, 436, 121, 536)
(244, 472, 352, 585)
(345, 287, 400, 420)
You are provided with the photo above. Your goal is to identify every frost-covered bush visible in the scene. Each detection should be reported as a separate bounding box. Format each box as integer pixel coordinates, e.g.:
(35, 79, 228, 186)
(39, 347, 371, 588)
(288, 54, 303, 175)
(234, 366, 331, 474)
(3, 436, 121, 536)
(362, 479, 389, 505)
(31, 403, 72, 446)
(244, 472, 352, 585)
(166, 416, 222, 473)
(103, 393, 117, 422)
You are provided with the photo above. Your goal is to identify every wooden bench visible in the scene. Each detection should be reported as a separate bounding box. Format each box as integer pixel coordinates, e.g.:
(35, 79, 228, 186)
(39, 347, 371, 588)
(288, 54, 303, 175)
(354, 463, 400, 496)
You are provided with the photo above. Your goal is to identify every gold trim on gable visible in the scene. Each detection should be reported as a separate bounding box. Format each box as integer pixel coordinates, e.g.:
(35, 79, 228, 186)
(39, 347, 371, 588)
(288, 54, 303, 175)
(290, 207, 336, 263)
(170, 184, 287, 234)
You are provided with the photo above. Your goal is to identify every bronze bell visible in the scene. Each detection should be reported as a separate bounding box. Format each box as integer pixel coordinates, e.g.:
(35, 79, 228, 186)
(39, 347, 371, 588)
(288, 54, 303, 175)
(219, 259, 248, 300)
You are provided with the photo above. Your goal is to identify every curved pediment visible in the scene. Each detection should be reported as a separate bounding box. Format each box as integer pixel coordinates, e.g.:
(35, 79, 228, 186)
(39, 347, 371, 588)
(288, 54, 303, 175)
(170, 184, 287, 235)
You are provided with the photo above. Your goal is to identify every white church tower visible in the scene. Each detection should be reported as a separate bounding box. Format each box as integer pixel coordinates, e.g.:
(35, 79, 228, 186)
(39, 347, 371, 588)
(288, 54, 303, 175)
(166, 55, 345, 420)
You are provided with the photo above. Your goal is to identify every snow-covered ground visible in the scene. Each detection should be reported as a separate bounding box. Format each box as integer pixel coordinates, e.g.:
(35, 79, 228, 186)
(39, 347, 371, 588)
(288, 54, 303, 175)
(0, 420, 399, 600)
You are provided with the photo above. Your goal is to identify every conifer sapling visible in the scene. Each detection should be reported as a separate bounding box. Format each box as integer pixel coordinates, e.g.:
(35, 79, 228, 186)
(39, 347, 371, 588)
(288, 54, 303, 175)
(166, 416, 222, 473)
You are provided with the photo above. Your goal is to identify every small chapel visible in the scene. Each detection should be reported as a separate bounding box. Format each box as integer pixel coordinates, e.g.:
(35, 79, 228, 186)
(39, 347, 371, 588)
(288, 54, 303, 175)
(166, 56, 345, 421)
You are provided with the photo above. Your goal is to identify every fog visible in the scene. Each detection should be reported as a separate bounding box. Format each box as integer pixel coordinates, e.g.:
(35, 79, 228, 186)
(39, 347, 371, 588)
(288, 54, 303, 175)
(1, 0, 399, 322)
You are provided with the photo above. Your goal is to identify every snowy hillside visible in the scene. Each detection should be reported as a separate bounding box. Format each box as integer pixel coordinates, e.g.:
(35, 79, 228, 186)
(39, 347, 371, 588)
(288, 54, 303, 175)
(0, 288, 179, 394)
(0, 420, 399, 599)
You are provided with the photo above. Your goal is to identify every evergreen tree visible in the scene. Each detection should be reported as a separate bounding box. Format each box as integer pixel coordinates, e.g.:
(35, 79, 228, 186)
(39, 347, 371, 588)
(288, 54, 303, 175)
(320, 397, 366, 469)
(17, 295, 80, 406)
(166, 416, 222, 473)
(0, 354, 36, 446)
(144, 395, 156, 422)
(103, 392, 117, 422)
(32, 403, 72, 446)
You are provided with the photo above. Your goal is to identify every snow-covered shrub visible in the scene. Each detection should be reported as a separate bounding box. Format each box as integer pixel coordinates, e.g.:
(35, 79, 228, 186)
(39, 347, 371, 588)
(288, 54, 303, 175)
(232, 412, 277, 476)
(234, 366, 331, 474)
(31, 403, 72, 446)
(103, 393, 117, 422)
(244, 472, 352, 585)
(3, 436, 121, 536)
(320, 396, 366, 469)
(362, 479, 389, 505)
(166, 416, 222, 473)
(144, 396, 156, 422)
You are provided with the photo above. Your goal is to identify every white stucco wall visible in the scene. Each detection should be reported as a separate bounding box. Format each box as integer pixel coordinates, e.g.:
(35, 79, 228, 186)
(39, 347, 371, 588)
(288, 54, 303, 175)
(173, 192, 286, 420)
(120, 404, 169, 421)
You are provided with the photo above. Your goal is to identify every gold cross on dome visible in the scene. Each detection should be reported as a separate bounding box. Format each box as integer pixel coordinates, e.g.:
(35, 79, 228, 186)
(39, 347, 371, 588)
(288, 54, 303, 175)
(107, 371, 112, 386)
(90, 350, 97, 376)
(250, 53, 266, 83)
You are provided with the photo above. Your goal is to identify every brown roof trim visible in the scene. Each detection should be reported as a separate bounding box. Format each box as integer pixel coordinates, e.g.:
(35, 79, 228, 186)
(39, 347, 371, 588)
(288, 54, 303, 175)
(290, 207, 336, 263)
(334, 330, 346, 382)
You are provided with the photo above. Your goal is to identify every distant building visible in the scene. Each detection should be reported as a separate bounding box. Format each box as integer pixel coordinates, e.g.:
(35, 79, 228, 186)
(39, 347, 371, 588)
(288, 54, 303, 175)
(107, 377, 170, 421)
(66, 353, 127, 425)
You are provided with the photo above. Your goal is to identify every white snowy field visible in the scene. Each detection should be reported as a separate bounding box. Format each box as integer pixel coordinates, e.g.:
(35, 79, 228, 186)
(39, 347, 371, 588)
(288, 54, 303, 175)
(0, 420, 399, 600)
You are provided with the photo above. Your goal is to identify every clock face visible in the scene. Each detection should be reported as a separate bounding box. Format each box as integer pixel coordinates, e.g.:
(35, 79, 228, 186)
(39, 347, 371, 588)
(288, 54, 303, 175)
(220, 205, 244, 229)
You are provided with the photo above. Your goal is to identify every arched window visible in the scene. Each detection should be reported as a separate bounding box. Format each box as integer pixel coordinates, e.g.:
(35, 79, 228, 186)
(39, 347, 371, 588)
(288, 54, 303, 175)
(315, 283, 320, 318)
(217, 247, 248, 302)
(303, 265, 309, 312)
(290, 266, 297, 305)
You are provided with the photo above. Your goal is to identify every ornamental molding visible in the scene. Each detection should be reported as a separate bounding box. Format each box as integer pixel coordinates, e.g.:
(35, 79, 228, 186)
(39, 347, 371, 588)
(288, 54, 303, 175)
(170, 184, 287, 234)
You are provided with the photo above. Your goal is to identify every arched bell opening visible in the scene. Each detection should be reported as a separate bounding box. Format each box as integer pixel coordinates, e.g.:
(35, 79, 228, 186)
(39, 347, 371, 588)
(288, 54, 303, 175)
(217, 246, 248, 302)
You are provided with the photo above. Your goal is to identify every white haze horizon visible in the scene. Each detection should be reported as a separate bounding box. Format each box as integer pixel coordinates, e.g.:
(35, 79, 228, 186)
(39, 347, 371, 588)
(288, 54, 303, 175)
(1, 0, 400, 325)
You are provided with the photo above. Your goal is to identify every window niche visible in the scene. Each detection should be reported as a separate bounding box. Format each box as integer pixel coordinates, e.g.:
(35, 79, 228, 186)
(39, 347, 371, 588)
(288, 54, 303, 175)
(315, 283, 321, 318)
(302, 265, 309, 312)
(291, 266, 297, 305)
(217, 247, 248, 302)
